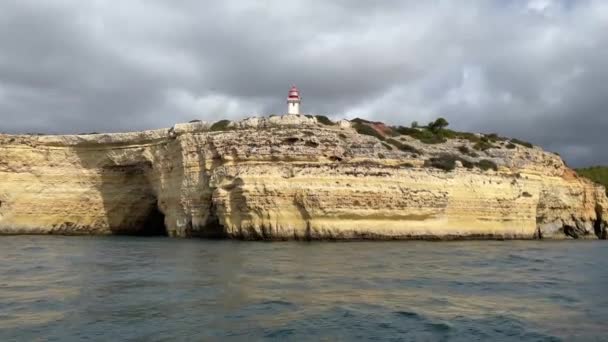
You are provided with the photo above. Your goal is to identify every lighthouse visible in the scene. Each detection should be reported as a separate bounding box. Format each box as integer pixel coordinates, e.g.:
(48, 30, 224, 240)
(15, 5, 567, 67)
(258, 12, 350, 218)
(287, 85, 301, 115)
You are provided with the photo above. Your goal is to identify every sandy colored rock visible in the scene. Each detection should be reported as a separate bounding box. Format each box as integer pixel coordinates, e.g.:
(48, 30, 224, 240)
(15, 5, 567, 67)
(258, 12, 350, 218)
(0, 115, 606, 239)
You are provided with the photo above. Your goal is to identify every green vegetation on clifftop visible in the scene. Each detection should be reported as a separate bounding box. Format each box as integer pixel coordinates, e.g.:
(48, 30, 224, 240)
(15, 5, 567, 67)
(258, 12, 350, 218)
(576, 166, 608, 195)
(353, 122, 386, 141)
(210, 120, 232, 131)
(424, 154, 498, 172)
(352, 117, 535, 152)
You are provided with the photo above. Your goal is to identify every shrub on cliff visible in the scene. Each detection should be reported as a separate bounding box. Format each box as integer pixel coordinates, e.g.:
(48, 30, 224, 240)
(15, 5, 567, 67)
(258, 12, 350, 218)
(388, 117, 532, 152)
(424, 153, 461, 171)
(386, 138, 421, 154)
(476, 159, 498, 171)
(428, 117, 449, 133)
(425, 154, 498, 172)
(394, 126, 418, 136)
(396, 117, 482, 145)
(473, 139, 494, 151)
(576, 166, 608, 195)
(393, 126, 446, 144)
(315, 115, 334, 125)
(414, 129, 447, 144)
(353, 122, 385, 141)
(437, 129, 480, 144)
(485, 133, 507, 142)
(511, 138, 534, 148)
(424, 154, 471, 171)
(457, 145, 479, 157)
(210, 120, 232, 131)
(351, 117, 373, 124)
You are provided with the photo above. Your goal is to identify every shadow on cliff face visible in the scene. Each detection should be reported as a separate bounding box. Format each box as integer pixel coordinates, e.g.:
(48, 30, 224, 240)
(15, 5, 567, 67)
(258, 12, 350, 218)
(98, 163, 168, 237)
(194, 202, 226, 239)
(210, 177, 250, 239)
(135, 206, 167, 236)
(72, 147, 169, 237)
(595, 205, 607, 239)
(164, 135, 228, 238)
(69, 131, 236, 238)
(294, 195, 313, 241)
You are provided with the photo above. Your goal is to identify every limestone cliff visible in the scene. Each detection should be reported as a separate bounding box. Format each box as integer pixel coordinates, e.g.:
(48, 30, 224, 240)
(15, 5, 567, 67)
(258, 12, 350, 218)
(0, 115, 606, 240)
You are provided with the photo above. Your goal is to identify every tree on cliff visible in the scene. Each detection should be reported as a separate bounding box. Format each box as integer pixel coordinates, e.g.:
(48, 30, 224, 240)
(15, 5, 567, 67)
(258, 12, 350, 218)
(428, 118, 449, 133)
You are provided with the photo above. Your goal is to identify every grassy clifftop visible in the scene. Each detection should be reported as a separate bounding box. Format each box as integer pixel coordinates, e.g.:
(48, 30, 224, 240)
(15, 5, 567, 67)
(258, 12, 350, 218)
(576, 166, 608, 194)
(350, 117, 534, 151)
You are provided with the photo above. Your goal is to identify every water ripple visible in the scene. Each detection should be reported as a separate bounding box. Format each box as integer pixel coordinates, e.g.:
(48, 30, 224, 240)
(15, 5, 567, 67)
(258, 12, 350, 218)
(0, 237, 605, 341)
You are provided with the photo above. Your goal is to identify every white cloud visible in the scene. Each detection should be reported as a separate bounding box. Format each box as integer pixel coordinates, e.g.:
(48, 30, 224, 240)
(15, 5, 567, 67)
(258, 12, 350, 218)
(165, 89, 266, 122)
(445, 66, 487, 107)
(0, 0, 606, 166)
(527, 0, 556, 13)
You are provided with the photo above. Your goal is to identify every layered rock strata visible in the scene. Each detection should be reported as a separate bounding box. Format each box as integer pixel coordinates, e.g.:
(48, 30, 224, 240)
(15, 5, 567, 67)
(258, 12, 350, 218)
(0, 115, 606, 239)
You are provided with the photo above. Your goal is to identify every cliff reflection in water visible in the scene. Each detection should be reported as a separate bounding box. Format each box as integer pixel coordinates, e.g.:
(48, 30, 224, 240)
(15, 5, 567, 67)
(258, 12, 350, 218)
(1, 236, 606, 341)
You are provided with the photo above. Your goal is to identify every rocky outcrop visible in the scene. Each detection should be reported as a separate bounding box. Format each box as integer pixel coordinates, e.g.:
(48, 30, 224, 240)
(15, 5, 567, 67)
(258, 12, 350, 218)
(0, 114, 606, 239)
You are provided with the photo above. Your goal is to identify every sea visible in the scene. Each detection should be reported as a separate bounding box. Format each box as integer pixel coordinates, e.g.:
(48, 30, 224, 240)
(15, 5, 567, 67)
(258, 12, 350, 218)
(0, 236, 606, 341)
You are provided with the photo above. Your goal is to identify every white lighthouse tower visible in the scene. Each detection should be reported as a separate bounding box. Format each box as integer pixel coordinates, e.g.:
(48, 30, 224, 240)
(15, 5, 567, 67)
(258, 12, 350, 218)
(287, 85, 301, 115)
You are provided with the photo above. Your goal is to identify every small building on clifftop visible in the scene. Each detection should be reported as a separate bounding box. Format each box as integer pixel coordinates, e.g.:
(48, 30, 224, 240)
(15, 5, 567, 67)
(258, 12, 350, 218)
(287, 85, 301, 115)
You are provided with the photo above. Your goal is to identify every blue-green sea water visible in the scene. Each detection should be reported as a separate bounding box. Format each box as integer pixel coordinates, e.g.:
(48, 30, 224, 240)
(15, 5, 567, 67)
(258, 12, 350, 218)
(0, 236, 606, 341)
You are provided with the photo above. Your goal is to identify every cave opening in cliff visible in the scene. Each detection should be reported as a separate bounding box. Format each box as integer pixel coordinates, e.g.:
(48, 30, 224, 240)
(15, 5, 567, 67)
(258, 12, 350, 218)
(138, 205, 168, 237)
(198, 203, 227, 239)
(594, 205, 606, 239)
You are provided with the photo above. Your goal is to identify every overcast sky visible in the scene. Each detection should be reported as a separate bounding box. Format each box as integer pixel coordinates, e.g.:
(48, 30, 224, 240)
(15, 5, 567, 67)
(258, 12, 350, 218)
(0, 0, 606, 166)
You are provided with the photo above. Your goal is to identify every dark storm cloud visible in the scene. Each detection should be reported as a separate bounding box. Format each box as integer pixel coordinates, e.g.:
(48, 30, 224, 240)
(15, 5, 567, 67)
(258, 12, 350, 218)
(0, 0, 606, 166)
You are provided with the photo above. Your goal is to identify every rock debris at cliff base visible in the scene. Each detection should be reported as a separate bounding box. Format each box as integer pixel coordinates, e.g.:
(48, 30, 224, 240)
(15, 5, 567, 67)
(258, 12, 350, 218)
(0, 115, 606, 240)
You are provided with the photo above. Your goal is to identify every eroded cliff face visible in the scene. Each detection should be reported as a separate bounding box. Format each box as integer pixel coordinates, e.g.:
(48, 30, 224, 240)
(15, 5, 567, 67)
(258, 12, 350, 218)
(0, 115, 606, 239)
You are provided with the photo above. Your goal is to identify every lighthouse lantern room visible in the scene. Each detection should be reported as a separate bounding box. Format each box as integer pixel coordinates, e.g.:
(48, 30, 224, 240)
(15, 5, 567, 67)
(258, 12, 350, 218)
(287, 85, 301, 115)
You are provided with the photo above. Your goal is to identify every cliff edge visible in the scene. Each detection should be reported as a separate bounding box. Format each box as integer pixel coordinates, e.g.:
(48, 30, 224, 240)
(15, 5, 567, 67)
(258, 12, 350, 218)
(0, 114, 606, 240)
